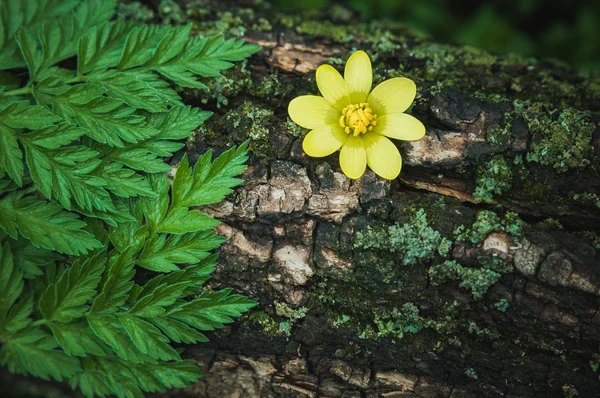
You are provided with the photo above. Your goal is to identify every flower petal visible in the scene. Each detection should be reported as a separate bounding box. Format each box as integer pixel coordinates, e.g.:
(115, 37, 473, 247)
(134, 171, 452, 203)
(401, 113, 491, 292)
(288, 95, 341, 129)
(374, 113, 426, 141)
(362, 132, 402, 180)
(339, 135, 366, 179)
(316, 64, 351, 110)
(368, 77, 416, 115)
(302, 125, 348, 157)
(344, 50, 372, 104)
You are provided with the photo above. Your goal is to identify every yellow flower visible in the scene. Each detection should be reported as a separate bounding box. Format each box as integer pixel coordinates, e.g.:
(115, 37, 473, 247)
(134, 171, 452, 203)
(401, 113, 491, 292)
(288, 50, 425, 180)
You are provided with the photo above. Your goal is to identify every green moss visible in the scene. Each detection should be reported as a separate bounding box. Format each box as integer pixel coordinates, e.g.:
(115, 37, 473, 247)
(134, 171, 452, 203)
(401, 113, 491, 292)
(158, 0, 186, 25)
(465, 368, 479, 380)
(454, 210, 524, 243)
(486, 101, 526, 148)
(116, 1, 154, 21)
(474, 156, 512, 202)
(332, 314, 351, 328)
(359, 303, 425, 340)
(524, 105, 595, 172)
(226, 101, 275, 156)
(429, 260, 501, 300)
(590, 350, 600, 372)
(579, 231, 600, 250)
(199, 61, 253, 108)
(275, 301, 308, 337)
(248, 311, 283, 336)
(494, 298, 510, 312)
(252, 74, 284, 98)
(354, 208, 451, 266)
(536, 218, 564, 231)
(571, 192, 600, 209)
(251, 17, 272, 32)
(297, 20, 354, 43)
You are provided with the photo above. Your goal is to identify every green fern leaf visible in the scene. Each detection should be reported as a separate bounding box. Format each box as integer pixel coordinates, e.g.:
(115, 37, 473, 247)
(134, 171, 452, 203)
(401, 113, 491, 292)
(0, 101, 61, 185)
(49, 320, 107, 357)
(108, 147, 172, 173)
(2, 294, 33, 334)
(71, 356, 202, 398)
(16, 0, 116, 79)
(139, 173, 169, 232)
(94, 161, 155, 198)
(157, 208, 219, 234)
(90, 250, 135, 314)
(144, 105, 212, 140)
(77, 19, 137, 74)
(118, 316, 180, 361)
(135, 231, 224, 272)
(0, 242, 26, 332)
(51, 84, 158, 147)
(0, 327, 81, 381)
(0, 124, 23, 185)
(85, 68, 182, 112)
(166, 289, 257, 331)
(87, 314, 154, 364)
(101, 106, 212, 174)
(0, 191, 102, 255)
(116, 24, 173, 71)
(150, 317, 208, 344)
(115, 24, 259, 88)
(172, 141, 249, 207)
(39, 253, 106, 322)
(180, 34, 261, 77)
(20, 131, 116, 212)
(131, 255, 218, 301)
(4, 236, 62, 279)
(0, 0, 80, 70)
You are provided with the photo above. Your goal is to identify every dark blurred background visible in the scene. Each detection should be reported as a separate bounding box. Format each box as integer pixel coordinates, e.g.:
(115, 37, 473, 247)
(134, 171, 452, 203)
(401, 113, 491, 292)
(272, 0, 600, 71)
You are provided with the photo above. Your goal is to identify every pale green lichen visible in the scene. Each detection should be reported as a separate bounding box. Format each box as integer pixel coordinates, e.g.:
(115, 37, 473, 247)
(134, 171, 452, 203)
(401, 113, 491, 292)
(465, 368, 479, 380)
(524, 105, 595, 172)
(454, 210, 524, 243)
(429, 260, 501, 300)
(359, 303, 424, 340)
(354, 208, 451, 265)
(275, 301, 309, 337)
(474, 156, 512, 202)
(571, 192, 600, 209)
(297, 20, 354, 43)
(494, 298, 510, 312)
(226, 101, 275, 155)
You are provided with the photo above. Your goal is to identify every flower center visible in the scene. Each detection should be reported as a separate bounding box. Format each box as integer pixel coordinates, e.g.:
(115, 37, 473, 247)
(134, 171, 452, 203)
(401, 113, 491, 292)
(339, 103, 377, 137)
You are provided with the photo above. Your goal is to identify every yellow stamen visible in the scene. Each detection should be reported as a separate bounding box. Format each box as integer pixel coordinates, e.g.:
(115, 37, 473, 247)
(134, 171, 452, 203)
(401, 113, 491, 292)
(339, 103, 377, 136)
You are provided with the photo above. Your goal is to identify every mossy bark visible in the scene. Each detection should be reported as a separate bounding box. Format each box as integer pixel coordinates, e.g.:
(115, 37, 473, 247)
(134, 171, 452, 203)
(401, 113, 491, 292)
(170, 1, 600, 397)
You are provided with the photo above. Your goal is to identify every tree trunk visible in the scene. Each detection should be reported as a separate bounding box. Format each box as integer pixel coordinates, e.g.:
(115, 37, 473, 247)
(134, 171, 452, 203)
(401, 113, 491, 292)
(9, 0, 600, 397)
(173, 1, 600, 397)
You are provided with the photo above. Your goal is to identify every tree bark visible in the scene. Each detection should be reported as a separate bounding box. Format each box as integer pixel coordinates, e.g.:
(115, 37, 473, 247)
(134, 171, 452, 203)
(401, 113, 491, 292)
(168, 1, 600, 397)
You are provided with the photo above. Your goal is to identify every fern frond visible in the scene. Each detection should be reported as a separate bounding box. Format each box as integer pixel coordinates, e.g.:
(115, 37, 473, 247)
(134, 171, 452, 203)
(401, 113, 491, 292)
(172, 141, 249, 207)
(15, 0, 116, 80)
(0, 191, 102, 255)
(3, 236, 62, 279)
(77, 19, 137, 74)
(20, 128, 116, 212)
(0, 327, 81, 381)
(0, 0, 80, 70)
(39, 253, 106, 322)
(85, 68, 181, 112)
(135, 231, 224, 272)
(0, 101, 61, 185)
(51, 84, 158, 147)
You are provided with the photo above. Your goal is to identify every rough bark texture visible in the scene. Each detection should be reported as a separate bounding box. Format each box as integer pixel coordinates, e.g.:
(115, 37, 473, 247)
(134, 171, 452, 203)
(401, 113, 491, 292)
(8, 0, 600, 397)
